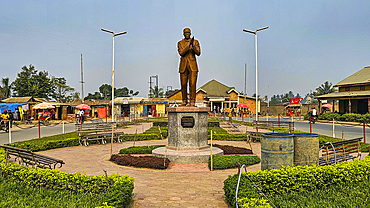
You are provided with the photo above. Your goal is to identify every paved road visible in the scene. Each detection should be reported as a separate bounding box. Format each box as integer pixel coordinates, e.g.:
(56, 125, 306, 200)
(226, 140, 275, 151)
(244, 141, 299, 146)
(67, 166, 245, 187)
(233, 116, 370, 143)
(0, 123, 76, 145)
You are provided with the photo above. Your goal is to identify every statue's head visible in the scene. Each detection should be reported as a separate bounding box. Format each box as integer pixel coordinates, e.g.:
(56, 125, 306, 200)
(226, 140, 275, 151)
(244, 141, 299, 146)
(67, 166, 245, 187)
(183, 28, 191, 39)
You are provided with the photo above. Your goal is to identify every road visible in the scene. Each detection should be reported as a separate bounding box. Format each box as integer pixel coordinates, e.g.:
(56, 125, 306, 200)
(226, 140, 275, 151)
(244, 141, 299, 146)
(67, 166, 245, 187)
(0, 123, 76, 145)
(233, 116, 370, 143)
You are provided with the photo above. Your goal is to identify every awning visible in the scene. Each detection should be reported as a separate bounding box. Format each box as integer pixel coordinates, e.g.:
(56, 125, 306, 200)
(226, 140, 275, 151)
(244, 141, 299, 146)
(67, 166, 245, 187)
(0, 103, 27, 112)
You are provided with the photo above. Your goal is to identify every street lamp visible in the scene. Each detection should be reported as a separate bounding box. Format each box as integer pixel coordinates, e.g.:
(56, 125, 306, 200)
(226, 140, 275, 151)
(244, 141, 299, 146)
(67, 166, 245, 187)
(243, 26, 268, 121)
(101, 28, 127, 122)
(267, 84, 272, 122)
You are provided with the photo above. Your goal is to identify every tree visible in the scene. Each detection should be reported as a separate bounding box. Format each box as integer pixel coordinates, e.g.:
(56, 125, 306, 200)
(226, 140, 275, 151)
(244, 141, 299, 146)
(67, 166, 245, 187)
(149, 86, 164, 98)
(84, 92, 102, 100)
(116, 87, 139, 97)
(99, 84, 112, 99)
(315, 81, 336, 96)
(50, 77, 75, 102)
(11, 65, 53, 98)
(1, 77, 10, 98)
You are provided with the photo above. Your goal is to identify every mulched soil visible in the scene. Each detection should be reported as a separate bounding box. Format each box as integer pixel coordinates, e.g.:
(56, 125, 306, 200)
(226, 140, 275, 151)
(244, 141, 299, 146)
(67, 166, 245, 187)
(213, 144, 253, 154)
(110, 154, 170, 169)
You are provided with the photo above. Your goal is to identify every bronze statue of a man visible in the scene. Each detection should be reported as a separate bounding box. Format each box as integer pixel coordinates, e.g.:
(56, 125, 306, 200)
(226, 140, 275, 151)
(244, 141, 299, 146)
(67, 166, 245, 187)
(177, 28, 201, 106)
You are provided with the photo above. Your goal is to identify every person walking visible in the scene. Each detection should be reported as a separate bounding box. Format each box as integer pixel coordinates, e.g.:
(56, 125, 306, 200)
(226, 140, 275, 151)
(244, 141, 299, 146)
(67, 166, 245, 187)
(14, 108, 19, 121)
(8, 110, 13, 128)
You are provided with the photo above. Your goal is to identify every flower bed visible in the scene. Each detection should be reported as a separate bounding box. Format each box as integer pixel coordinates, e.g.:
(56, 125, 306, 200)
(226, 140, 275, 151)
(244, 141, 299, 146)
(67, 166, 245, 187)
(213, 144, 252, 154)
(110, 154, 169, 169)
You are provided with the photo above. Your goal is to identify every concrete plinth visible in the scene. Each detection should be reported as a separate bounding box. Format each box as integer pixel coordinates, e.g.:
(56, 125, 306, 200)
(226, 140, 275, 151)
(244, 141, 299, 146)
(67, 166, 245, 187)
(152, 107, 223, 163)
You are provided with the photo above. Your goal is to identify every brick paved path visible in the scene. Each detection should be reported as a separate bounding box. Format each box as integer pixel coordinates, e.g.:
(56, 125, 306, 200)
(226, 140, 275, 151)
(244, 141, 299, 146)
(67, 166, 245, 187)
(39, 122, 262, 207)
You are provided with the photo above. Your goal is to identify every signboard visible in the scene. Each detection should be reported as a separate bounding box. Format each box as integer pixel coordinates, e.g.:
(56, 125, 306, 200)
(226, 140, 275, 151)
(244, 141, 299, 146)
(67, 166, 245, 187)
(290, 98, 303, 105)
(181, 116, 195, 128)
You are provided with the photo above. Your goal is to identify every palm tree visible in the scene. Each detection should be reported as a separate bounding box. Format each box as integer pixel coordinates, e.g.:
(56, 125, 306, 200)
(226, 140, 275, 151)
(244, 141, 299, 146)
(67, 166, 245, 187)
(149, 86, 164, 98)
(315, 81, 337, 96)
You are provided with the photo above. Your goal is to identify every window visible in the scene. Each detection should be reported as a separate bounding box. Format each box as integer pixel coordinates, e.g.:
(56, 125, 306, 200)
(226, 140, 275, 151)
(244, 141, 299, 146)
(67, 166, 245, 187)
(345, 87, 350, 91)
(360, 86, 365, 90)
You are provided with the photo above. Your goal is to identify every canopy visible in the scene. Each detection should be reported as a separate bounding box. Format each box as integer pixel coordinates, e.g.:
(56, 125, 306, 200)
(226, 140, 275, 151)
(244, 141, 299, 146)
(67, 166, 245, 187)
(236, 103, 249, 108)
(0, 103, 27, 112)
(322, 104, 333, 108)
(76, 104, 91, 110)
(33, 102, 55, 110)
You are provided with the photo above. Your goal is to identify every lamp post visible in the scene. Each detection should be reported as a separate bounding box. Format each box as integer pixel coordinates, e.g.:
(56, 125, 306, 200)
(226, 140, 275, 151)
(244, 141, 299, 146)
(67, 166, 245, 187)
(243, 26, 268, 121)
(101, 28, 127, 122)
(267, 84, 272, 122)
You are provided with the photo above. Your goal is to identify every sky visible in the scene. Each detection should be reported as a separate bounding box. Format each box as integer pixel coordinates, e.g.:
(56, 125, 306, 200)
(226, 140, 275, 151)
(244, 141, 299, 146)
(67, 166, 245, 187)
(1, 1, 370, 100)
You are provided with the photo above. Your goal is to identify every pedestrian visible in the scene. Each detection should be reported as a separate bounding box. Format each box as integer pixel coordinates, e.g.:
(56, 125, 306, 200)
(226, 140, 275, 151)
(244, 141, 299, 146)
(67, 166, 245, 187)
(23, 109, 28, 121)
(50, 108, 55, 120)
(8, 110, 13, 128)
(14, 108, 19, 121)
(1, 110, 9, 129)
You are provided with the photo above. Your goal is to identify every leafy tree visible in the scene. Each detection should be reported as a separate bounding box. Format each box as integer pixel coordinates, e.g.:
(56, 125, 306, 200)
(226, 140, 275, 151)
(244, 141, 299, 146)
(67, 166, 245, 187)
(1, 77, 10, 98)
(11, 64, 53, 98)
(149, 86, 164, 98)
(50, 77, 75, 102)
(71, 92, 80, 100)
(315, 81, 337, 96)
(84, 92, 102, 100)
(99, 84, 112, 99)
(116, 87, 139, 97)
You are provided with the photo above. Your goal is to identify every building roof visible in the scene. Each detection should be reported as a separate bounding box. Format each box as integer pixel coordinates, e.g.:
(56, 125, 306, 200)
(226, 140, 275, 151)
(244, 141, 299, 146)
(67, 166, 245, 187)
(334, 66, 370, 87)
(1, 97, 50, 104)
(197, 79, 238, 98)
(316, 90, 370, 99)
(114, 97, 144, 104)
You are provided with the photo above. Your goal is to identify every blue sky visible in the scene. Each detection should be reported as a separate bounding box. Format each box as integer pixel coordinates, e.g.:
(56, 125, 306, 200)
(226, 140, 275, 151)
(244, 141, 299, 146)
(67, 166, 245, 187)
(1, 1, 369, 99)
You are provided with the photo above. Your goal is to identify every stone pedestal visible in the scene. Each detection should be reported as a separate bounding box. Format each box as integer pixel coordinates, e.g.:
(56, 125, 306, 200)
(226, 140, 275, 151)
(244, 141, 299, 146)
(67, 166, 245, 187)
(152, 107, 223, 163)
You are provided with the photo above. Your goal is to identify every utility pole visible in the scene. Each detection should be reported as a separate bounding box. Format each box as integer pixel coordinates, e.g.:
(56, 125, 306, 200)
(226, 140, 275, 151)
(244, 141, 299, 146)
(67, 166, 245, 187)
(80, 54, 84, 103)
(244, 63, 247, 104)
(149, 75, 158, 97)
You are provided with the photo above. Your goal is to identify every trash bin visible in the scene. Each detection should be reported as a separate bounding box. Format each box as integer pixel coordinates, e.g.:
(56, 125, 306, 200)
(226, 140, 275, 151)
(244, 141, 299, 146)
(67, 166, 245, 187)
(261, 133, 294, 171)
(292, 133, 319, 166)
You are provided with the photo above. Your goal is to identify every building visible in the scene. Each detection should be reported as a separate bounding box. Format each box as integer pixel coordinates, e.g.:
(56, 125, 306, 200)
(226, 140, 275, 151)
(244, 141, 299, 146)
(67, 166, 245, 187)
(316, 66, 370, 114)
(167, 79, 261, 115)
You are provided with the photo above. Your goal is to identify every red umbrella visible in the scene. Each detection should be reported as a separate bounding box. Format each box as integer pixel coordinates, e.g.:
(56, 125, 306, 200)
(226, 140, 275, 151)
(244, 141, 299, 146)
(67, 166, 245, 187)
(75, 104, 91, 110)
(322, 104, 332, 108)
(236, 103, 249, 108)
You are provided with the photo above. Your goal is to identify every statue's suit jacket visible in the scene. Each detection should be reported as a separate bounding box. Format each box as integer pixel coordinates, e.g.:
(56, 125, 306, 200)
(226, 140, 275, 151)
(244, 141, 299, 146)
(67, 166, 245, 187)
(177, 38, 201, 73)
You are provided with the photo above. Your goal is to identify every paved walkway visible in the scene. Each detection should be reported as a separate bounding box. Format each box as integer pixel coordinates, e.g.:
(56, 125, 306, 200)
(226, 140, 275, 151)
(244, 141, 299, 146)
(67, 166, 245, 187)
(38, 122, 368, 208)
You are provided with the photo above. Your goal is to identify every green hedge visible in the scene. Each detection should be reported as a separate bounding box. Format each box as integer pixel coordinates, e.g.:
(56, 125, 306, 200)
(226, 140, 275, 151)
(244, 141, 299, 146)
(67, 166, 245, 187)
(223, 157, 370, 207)
(0, 149, 134, 207)
(152, 121, 220, 127)
(0, 177, 108, 207)
(119, 145, 165, 154)
(208, 134, 247, 141)
(143, 126, 168, 138)
(210, 155, 260, 170)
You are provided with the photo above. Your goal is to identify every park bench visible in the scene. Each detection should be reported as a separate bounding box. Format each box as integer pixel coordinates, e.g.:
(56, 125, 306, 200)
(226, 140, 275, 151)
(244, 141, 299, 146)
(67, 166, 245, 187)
(319, 137, 362, 166)
(0, 145, 65, 169)
(254, 120, 294, 133)
(81, 131, 125, 146)
(91, 118, 104, 123)
(246, 131, 263, 143)
(75, 122, 117, 145)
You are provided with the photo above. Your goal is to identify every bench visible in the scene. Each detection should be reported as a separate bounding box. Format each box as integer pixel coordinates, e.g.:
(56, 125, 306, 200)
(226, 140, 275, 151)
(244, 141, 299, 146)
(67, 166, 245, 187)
(81, 131, 125, 146)
(246, 131, 263, 143)
(254, 120, 294, 133)
(75, 122, 117, 145)
(0, 145, 65, 169)
(319, 137, 362, 166)
(91, 118, 104, 123)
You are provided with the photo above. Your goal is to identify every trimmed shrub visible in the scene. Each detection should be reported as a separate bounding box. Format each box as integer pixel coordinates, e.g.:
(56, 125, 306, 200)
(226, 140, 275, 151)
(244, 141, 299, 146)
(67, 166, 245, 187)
(110, 154, 169, 169)
(208, 134, 247, 141)
(152, 121, 168, 127)
(223, 157, 370, 207)
(119, 145, 165, 154)
(143, 126, 168, 138)
(318, 112, 340, 121)
(208, 127, 228, 135)
(6, 137, 79, 152)
(210, 155, 260, 170)
(0, 149, 134, 207)
(208, 121, 220, 127)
